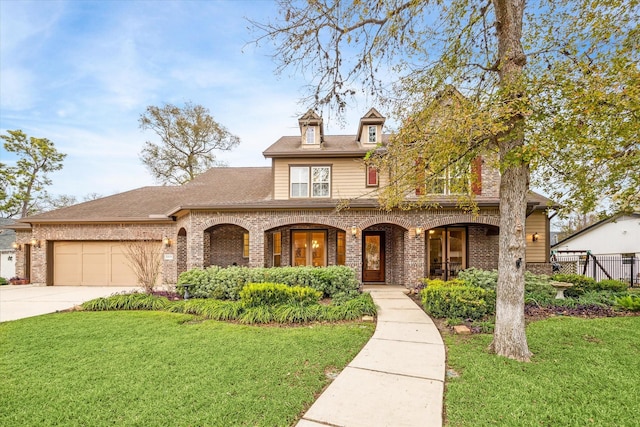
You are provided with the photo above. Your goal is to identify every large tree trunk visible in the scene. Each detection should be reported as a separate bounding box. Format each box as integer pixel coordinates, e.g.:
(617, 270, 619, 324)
(488, 0, 532, 361)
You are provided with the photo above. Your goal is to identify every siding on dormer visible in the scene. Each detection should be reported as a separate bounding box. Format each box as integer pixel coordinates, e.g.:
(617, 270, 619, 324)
(273, 157, 388, 200)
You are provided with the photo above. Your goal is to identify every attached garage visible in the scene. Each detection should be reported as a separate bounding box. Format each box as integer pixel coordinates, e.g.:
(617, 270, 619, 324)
(53, 241, 140, 286)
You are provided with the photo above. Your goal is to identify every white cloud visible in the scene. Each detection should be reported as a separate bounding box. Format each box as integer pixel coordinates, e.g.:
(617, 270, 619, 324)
(0, 68, 37, 110)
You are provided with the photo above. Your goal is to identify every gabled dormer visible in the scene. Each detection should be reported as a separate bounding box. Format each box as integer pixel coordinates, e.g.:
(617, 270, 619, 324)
(357, 108, 385, 147)
(298, 110, 324, 149)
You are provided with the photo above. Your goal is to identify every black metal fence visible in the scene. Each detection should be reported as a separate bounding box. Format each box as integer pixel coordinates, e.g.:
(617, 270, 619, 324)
(552, 251, 639, 287)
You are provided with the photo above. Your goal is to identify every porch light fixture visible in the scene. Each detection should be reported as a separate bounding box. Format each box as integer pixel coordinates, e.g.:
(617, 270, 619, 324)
(30, 238, 41, 248)
(12, 241, 22, 251)
(162, 236, 172, 247)
(351, 226, 358, 237)
(415, 227, 423, 238)
(532, 232, 539, 242)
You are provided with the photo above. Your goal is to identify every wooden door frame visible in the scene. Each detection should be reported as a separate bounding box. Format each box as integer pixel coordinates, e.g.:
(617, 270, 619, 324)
(362, 230, 385, 283)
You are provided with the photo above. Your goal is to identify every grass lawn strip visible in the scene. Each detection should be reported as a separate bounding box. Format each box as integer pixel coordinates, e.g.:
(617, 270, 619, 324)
(444, 316, 640, 426)
(0, 311, 374, 426)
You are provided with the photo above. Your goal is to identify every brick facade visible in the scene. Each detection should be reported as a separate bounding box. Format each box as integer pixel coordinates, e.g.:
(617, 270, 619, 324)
(14, 207, 550, 287)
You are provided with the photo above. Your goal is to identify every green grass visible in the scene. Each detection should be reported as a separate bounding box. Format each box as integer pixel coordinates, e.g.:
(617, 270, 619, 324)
(444, 316, 640, 426)
(0, 311, 374, 426)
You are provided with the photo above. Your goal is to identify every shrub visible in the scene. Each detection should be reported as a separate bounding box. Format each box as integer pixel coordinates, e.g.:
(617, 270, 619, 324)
(81, 293, 170, 311)
(331, 290, 361, 305)
(240, 306, 274, 324)
(615, 295, 640, 311)
(273, 304, 322, 323)
(595, 279, 628, 293)
(177, 265, 358, 300)
(552, 273, 597, 297)
(576, 291, 617, 307)
(458, 268, 553, 292)
(457, 268, 498, 290)
(240, 283, 322, 307)
(0, 277, 7, 286)
(420, 284, 495, 320)
(422, 278, 464, 288)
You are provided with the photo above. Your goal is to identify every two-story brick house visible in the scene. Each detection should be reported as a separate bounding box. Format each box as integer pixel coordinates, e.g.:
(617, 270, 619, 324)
(10, 108, 553, 288)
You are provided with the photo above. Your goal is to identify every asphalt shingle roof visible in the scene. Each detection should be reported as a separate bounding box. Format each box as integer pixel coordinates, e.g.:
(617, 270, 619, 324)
(263, 134, 390, 158)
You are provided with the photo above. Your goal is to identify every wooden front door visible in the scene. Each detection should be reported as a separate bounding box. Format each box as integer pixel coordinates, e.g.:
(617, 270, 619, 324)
(362, 231, 385, 282)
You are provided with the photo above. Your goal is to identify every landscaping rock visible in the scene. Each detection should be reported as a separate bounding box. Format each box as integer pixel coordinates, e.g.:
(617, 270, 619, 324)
(453, 325, 471, 335)
(362, 315, 375, 322)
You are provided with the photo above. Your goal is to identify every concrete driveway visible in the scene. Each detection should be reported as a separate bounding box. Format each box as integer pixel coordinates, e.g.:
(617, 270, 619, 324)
(0, 284, 139, 322)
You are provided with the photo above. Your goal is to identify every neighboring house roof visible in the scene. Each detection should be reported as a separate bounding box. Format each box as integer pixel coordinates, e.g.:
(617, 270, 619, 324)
(552, 212, 640, 248)
(263, 134, 391, 158)
(0, 219, 17, 250)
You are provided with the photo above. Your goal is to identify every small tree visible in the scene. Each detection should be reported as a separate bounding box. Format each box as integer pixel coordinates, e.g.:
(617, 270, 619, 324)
(139, 102, 240, 185)
(124, 240, 162, 293)
(1, 130, 66, 218)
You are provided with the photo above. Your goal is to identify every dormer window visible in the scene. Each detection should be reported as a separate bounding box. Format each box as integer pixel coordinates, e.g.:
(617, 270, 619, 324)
(305, 127, 315, 144)
(368, 125, 377, 143)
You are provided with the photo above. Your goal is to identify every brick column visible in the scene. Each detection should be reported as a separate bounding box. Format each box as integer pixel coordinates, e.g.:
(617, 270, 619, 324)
(187, 231, 204, 270)
(249, 230, 265, 267)
(346, 231, 362, 283)
(404, 228, 426, 288)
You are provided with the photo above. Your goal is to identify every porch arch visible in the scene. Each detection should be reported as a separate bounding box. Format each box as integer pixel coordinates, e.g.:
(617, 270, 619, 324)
(263, 216, 347, 232)
(422, 213, 500, 229)
(198, 216, 253, 234)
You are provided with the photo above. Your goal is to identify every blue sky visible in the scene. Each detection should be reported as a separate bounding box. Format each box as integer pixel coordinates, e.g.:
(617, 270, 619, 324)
(1, 0, 378, 199)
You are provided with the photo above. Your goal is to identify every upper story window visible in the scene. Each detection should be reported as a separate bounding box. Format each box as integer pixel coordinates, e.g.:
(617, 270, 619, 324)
(290, 166, 331, 198)
(366, 165, 379, 187)
(305, 127, 315, 144)
(368, 125, 376, 143)
(417, 162, 468, 195)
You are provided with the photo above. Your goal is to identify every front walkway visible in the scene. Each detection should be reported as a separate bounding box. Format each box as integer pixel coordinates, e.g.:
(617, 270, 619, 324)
(0, 285, 139, 322)
(297, 286, 445, 427)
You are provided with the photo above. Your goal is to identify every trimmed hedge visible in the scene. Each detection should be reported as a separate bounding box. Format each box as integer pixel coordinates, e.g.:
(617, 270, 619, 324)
(420, 281, 495, 320)
(177, 266, 358, 300)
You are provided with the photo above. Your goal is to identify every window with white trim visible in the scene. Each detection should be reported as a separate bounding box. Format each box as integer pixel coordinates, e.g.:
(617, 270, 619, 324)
(305, 127, 315, 144)
(290, 166, 331, 198)
(312, 166, 330, 197)
(368, 125, 377, 143)
(290, 166, 309, 197)
(416, 160, 469, 195)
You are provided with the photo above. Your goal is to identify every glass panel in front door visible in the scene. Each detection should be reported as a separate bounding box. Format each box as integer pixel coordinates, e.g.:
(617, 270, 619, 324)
(365, 235, 381, 271)
(311, 232, 325, 267)
(293, 232, 307, 266)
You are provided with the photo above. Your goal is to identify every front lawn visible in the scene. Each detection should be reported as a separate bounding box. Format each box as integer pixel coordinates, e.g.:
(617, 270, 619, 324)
(444, 316, 640, 426)
(0, 311, 374, 426)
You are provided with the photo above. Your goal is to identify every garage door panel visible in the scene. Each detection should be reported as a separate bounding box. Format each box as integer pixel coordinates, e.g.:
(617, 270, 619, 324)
(82, 253, 109, 285)
(54, 250, 82, 285)
(111, 252, 137, 286)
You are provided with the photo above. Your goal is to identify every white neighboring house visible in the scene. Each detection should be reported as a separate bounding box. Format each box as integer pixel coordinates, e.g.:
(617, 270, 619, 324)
(552, 213, 640, 284)
(0, 219, 17, 280)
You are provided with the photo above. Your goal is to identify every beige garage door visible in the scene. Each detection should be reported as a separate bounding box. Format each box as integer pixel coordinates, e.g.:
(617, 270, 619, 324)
(53, 241, 140, 286)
